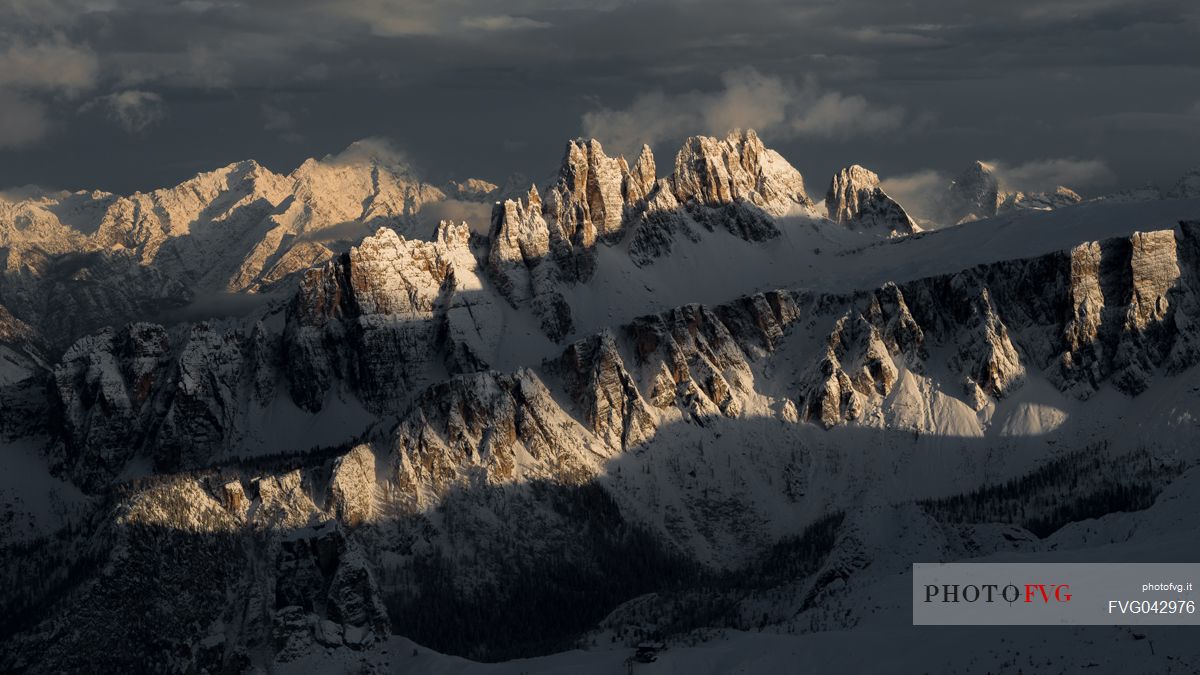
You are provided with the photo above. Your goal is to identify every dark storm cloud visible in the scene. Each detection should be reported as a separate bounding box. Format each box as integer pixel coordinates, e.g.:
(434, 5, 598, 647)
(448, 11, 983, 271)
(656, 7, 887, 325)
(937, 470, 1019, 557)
(0, 0, 1196, 197)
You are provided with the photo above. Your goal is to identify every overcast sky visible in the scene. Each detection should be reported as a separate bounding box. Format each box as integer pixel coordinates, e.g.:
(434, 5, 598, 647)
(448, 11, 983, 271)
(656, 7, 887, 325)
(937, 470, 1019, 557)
(1, 0, 1198, 199)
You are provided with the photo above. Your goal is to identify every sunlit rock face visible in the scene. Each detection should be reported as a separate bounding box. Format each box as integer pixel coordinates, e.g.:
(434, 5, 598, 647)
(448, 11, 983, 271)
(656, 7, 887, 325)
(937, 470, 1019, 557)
(484, 130, 826, 337)
(670, 129, 816, 218)
(0, 148, 453, 353)
(1055, 228, 1187, 396)
(545, 138, 631, 244)
(285, 221, 488, 411)
(825, 165, 921, 237)
(9, 122, 1200, 672)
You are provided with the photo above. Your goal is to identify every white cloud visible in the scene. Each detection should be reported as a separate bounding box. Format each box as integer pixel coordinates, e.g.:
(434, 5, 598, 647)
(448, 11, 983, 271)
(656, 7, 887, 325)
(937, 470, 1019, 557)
(983, 157, 1115, 192)
(261, 103, 303, 143)
(0, 92, 50, 148)
(0, 37, 98, 148)
(326, 1, 439, 36)
(882, 157, 1116, 220)
(581, 68, 905, 156)
(462, 15, 550, 31)
(82, 90, 166, 133)
(0, 183, 62, 202)
(419, 199, 494, 234)
(843, 27, 945, 48)
(880, 169, 945, 220)
(324, 137, 413, 172)
(786, 87, 906, 138)
(0, 40, 98, 94)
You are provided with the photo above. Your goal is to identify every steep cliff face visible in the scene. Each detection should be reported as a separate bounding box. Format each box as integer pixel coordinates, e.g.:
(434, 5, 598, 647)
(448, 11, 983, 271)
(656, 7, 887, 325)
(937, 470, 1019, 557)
(51, 318, 292, 488)
(486, 188, 576, 340)
(545, 139, 633, 245)
(1, 470, 392, 673)
(825, 165, 921, 237)
(1054, 228, 1186, 396)
(554, 330, 655, 451)
(670, 130, 815, 218)
(285, 222, 486, 412)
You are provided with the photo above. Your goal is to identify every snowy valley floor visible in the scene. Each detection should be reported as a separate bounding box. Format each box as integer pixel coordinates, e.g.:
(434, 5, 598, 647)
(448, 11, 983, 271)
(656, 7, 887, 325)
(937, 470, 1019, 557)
(285, 464, 1200, 674)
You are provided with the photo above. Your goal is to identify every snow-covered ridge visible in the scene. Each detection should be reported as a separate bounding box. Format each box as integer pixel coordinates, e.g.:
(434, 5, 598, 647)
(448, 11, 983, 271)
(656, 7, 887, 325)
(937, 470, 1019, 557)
(5, 130, 1200, 671)
(14, 218, 1200, 670)
(44, 215, 1200, 491)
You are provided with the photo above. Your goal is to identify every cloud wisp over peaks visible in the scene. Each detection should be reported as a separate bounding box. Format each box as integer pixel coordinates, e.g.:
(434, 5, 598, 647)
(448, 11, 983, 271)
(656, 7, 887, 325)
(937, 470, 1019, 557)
(582, 68, 907, 157)
(80, 90, 167, 134)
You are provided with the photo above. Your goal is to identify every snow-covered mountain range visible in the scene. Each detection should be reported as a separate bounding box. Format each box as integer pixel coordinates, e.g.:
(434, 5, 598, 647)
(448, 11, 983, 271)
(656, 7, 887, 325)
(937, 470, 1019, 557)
(2, 129, 1200, 673)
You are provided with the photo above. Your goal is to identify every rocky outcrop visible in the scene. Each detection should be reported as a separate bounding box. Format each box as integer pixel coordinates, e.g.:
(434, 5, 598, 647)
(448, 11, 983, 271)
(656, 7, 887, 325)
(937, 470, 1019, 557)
(946, 282, 1024, 408)
(625, 144, 657, 204)
(555, 330, 655, 450)
(53, 323, 171, 487)
(626, 294, 798, 424)
(545, 138, 633, 245)
(799, 289, 915, 428)
(286, 222, 488, 411)
(1055, 229, 1184, 396)
(825, 165, 921, 237)
(670, 130, 815, 218)
(624, 130, 822, 262)
(327, 444, 376, 527)
(486, 188, 575, 340)
(387, 369, 600, 503)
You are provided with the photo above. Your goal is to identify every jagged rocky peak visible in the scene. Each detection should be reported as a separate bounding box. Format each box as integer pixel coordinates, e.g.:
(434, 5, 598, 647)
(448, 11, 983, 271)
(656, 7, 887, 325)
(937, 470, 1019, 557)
(554, 329, 654, 451)
(285, 140, 446, 235)
(1167, 167, 1200, 199)
(670, 129, 815, 217)
(486, 186, 553, 298)
(825, 165, 921, 237)
(283, 220, 493, 412)
(544, 137, 650, 245)
(943, 160, 1001, 223)
(1054, 226, 1190, 397)
(626, 144, 657, 203)
(340, 223, 470, 317)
